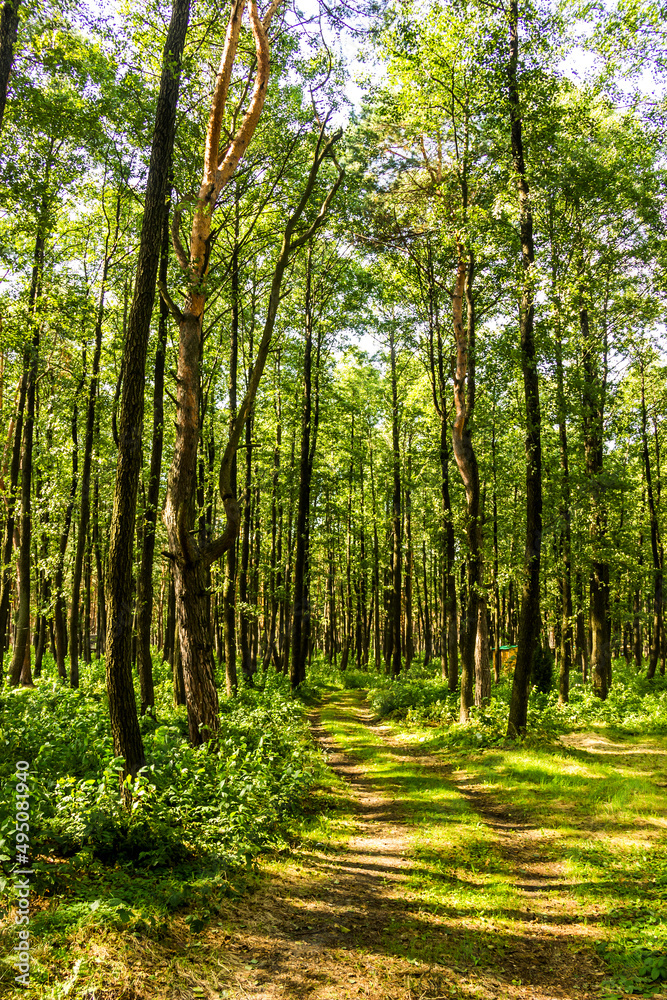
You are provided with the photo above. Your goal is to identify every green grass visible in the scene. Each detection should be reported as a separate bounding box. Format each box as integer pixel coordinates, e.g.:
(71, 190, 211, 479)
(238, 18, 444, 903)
(307, 658, 667, 998)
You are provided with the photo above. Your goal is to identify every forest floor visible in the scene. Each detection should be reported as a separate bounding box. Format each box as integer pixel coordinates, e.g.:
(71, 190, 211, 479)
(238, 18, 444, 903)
(200, 689, 667, 1000)
(6, 681, 667, 1000)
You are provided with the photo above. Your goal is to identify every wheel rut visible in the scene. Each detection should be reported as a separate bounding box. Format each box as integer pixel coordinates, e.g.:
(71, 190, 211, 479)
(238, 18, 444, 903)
(209, 696, 607, 1000)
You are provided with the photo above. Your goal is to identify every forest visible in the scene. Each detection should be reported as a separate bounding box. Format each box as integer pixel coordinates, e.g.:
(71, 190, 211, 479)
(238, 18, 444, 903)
(0, 0, 666, 998)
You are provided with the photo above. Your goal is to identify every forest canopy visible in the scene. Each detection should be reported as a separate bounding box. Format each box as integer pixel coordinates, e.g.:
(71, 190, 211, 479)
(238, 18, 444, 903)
(0, 0, 665, 784)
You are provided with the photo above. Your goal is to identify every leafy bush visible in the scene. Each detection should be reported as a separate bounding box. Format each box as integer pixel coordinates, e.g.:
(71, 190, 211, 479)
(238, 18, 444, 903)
(0, 659, 321, 875)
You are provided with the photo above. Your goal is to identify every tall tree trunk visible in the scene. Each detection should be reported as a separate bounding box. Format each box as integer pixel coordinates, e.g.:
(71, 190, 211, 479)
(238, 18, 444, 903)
(554, 307, 573, 703)
(0, 0, 19, 133)
(290, 244, 320, 688)
(475, 597, 490, 705)
(0, 208, 47, 678)
(8, 206, 47, 686)
(70, 199, 118, 689)
(451, 250, 480, 722)
(8, 324, 38, 688)
(582, 302, 610, 699)
(369, 442, 381, 670)
(164, 105, 342, 740)
(135, 199, 170, 713)
(53, 396, 79, 679)
(491, 414, 501, 683)
(389, 327, 402, 677)
(422, 536, 432, 667)
(224, 227, 240, 695)
(404, 446, 414, 671)
(506, 0, 543, 736)
(263, 350, 282, 670)
(641, 365, 663, 680)
(239, 366, 254, 682)
(105, 0, 189, 778)
(93, 414, 106, 657)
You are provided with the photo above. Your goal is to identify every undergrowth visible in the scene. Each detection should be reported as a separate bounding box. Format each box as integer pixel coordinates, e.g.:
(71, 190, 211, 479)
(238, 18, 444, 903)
(0, 655, 323, 995)
(307, 654, 667, 750)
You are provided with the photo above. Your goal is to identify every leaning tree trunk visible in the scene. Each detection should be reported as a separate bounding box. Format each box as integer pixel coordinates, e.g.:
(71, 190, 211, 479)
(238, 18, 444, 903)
(105, 0, 189, 779)
(506, 0, 543, 737)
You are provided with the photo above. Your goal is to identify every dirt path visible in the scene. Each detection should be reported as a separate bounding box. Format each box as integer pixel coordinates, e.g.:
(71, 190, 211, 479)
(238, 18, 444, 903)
(209, 697, 610, 1000)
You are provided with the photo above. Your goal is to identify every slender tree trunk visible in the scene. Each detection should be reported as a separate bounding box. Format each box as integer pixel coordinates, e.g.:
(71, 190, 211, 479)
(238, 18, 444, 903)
(135, 199, 170, 713)
(581, 302, 610, 699)
(369, 442, 381, 671)
(263, 351, 282, 670)
(475, 596, 490, 705)
(1, 208, 47, 680)
(422, 536, 432, 666)
(388, 329, 402, 676)
(491, 416, 501, 683)
(404, 446, 414, 671)
(290, 245, 320, 688)
(506, 0, 543, 736)
(451, 250, 480, 722)
(0, 370, 27, 681)
(165, 109, 342, 739)
(105, 0, 189, 778)
(641, 366, 663, 680)
(554, 310, 573, 703)
(93, 417, 106, 657)
(224, 230, 240, 694)
(9, 314, 38, 687)
(70, 201, 117, 689)
(239, 374, 253, 681)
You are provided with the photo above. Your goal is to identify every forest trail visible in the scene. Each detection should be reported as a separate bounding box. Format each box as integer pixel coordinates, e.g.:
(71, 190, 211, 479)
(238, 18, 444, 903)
(211, 691, 613, 1000)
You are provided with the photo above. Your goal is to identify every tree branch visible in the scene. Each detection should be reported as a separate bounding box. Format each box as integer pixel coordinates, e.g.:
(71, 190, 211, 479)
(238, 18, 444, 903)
(158, 280, 184, 322)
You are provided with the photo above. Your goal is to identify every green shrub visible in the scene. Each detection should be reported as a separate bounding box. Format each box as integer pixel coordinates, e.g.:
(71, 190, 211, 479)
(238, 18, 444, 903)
(0, 660, 321, 874)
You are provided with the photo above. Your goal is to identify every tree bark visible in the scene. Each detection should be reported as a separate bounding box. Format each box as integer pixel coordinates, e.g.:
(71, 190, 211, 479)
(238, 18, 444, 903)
(135, 200, 170, 713)
(389, 327, 402, 677)
(404, 446, 414, 671)
(451, 250, 480, 722)
(641, 365, 662, 680)
(105, 0, 189, 778)
(290, 243, 321, 688)
(506, 0, 543, 736)
(0, 0, 19, 133)
(581, 302, 610, 698)
(554, 304, 573, 703)
(224, 210, 240, 693)
(70, 199, 118, 689)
